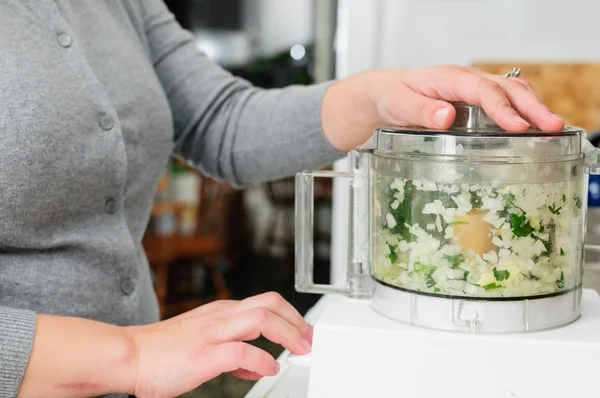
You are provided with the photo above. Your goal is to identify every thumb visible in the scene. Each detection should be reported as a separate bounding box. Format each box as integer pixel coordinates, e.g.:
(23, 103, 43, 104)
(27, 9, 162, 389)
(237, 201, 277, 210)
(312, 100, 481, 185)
(382, 84, 456, 129)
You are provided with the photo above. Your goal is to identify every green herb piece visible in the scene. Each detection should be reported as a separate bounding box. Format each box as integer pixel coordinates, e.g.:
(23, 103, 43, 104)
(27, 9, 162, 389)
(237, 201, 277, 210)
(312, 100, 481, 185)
(562, 194, 567, 203)
(444, 254, 464, 269)
(424, 137, 438, 142)
(506, 193, 517, 207)
(414, 262, 437, 274)
(528, 272, 540, 281)
(542, 239, 553, 254)
(493, 267, 510, 281)
(483, 282, 502, 291)
(540, 225, 545, 233)
(560, 247, 565, 256)
(510, 213, 533, 237)
(387, 244, 398, 264)
(426, 274, 436, 288)
(575, 196, 582, 209)
(383, 181, 413, 240)
(463, 271, 470, 281)
(433, 287, 441, 293)
(557, 271, 565, 289)
(548, 204, 562, 215)
(499, 222, 505, 230)
(449, 221, 469, 226)
(470, 191, 483, 209)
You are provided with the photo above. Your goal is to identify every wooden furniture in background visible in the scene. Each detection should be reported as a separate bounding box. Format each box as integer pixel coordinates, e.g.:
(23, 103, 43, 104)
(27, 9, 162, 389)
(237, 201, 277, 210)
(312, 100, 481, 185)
(473, 63, 600, 133)
(143, 171, 235, 319)
(143, 233, 229, 319)
(263, 170, 333, 279)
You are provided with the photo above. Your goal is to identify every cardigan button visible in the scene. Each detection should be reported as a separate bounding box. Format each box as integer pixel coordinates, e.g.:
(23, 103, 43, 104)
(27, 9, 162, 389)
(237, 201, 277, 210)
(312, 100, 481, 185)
(104, 197, 118, 214)
(120, 277, 136, 295)
(57, 33, 73, 48)
(99, 114, 115, 131)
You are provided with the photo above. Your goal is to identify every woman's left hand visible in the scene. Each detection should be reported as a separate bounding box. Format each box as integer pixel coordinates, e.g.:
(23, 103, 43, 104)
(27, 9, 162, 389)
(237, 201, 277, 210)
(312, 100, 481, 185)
(322, 65, 565, 152)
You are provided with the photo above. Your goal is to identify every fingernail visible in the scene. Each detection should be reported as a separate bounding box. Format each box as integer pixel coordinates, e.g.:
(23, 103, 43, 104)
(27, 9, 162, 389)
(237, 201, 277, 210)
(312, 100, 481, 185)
(305, 325, 314, 344)
(300, 339, 312, 353)
(551, 113, 565, 123)
(434, 107, 451, 128)
(274, 362, 280, 374)
(514, 115, 530, 126)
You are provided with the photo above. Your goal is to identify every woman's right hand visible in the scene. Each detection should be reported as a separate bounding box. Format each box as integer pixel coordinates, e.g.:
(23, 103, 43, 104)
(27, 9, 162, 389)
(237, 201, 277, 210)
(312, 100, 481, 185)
(125, 292, 313, 398)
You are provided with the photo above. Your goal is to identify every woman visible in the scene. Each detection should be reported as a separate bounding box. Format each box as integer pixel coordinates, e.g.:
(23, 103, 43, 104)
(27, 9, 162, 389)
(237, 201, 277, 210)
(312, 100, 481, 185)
(0, 1, 563, 397)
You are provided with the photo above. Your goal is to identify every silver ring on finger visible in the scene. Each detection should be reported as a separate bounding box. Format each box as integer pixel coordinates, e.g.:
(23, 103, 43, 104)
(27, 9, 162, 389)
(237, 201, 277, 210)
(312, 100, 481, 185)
(504, 67, 521, 78)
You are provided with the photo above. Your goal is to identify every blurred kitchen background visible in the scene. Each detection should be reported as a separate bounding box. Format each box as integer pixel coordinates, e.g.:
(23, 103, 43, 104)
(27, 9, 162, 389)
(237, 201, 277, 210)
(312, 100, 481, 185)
(144, 1, 600, 397)
(145, 1, 336, 397)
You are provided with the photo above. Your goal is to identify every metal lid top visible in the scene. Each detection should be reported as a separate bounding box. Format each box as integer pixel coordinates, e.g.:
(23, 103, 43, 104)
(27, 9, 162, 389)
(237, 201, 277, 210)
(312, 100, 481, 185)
(446, 102, 580, 135)
(451, 102, 500, 131)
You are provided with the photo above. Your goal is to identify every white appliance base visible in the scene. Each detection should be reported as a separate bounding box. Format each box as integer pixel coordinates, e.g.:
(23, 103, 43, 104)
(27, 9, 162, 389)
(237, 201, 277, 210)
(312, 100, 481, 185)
(371, 280, 582, 333)
(296, 289, 600, 398)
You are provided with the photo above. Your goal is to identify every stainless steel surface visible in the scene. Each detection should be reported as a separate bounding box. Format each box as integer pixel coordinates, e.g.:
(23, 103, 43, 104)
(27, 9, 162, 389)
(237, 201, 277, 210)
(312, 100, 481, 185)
(451, 102, 500, 130)
(314, 0, 337, 83)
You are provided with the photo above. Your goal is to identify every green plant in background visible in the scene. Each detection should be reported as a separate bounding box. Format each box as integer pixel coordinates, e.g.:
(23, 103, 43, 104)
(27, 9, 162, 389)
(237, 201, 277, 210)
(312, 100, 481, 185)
(228, 44, 315, 88)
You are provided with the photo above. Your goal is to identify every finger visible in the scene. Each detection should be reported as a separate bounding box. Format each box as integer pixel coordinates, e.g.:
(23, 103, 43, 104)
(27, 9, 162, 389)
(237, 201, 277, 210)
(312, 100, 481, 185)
(213, 292, 313, 344)
(473, 70, 542, 100)
(457, 74, 531, 132)
(197, 343, 279, 382)
(381, 83, 456, 129)
(405, 68, 531, 132)
(477, 74, 564, 131)
(231, 369, 264, 381)
(210, 308, 311, 355)
(500, 80, 564, 131)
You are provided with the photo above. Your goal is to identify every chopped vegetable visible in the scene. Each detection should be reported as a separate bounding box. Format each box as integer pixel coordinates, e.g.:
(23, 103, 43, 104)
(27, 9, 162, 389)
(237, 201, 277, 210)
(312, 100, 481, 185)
(483, 282, 502, 291)
(510, 213, 533, 237)
(414, 262, 437, 274)
(426, 275, 436, 288)
(373, 176, 581, 298)
(506, 193, 516, 207)
(388, 244, 398, 264)
(470, 191, 483, 209)
(444, 254, 463, 268)
(557, 271, 565, 289)
(548, 204, 561, 215)
(542, 239, 553, 254)
(493, 267, 510, 281)
(528, 272, 540, 281)
(424, 137, 438, 142)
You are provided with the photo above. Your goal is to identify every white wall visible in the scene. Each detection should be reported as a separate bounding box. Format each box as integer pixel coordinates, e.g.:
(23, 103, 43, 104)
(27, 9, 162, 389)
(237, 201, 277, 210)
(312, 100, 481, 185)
(330, 0, 600, 286)
(244, 0, 315, 56)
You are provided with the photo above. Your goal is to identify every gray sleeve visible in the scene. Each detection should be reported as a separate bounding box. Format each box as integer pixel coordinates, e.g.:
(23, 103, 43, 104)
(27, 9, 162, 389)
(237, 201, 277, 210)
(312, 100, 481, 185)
(0, 307, 36, 398)
(140, 0, 345, 187)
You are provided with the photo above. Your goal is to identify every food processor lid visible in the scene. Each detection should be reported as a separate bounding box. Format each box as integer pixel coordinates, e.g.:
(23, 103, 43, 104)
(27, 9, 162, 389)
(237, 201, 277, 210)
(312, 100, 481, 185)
(360, 103, 588, 161)
(389, 102, 581, 135)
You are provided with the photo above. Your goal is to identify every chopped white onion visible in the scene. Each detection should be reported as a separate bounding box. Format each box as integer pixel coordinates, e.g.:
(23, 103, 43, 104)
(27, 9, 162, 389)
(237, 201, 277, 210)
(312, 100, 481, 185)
(386, 213, 397, 229)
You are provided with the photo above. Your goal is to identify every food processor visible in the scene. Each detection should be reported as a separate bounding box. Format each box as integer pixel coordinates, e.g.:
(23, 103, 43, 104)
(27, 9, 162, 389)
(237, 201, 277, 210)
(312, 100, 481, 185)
(291, 103, 600, 398)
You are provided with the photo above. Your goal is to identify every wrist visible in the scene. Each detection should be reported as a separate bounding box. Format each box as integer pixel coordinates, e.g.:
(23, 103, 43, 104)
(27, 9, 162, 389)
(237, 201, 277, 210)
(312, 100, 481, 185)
(321, 70, 392, 152)
(19, 315, 139, 397)
(113, 325, 140, 395)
